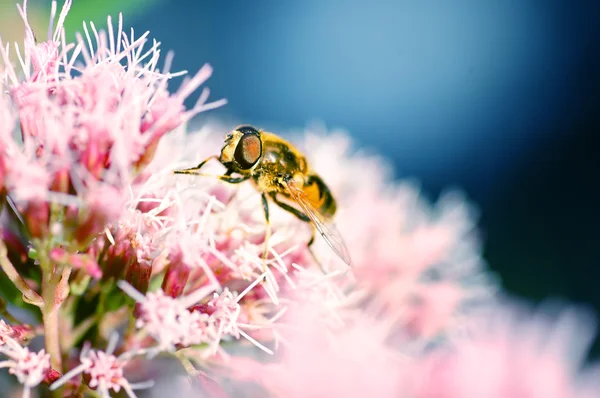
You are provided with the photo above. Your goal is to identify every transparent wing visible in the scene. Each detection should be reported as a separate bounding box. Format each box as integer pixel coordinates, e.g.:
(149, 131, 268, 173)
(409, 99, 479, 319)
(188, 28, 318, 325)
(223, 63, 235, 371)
(283, 181, 352, 266)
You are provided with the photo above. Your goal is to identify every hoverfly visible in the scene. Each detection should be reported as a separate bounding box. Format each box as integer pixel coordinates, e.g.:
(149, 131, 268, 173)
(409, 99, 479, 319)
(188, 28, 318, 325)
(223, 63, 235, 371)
(174, 125, 352, 267)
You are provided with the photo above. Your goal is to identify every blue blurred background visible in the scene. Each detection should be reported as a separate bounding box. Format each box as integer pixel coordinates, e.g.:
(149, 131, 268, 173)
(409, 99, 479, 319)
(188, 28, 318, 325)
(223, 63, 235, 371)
(3, 0, 600, 352)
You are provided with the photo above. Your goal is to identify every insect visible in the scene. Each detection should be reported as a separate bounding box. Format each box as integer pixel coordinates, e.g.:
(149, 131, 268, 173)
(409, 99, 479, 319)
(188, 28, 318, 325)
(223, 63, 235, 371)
(174, 125, 352, 267)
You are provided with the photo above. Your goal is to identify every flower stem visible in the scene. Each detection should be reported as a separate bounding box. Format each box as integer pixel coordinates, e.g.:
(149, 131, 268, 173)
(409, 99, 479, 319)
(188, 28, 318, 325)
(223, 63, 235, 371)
(176, 351, 200, 376)
(40, 256, 72, 371)
(41, 270, 62, 370)
(0, 239, 43, 307)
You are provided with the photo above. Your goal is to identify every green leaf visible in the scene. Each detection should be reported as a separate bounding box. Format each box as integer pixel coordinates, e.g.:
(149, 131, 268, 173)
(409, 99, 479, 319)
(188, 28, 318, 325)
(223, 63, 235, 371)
(103, 281, 127, 312)
(0, 270, 25, 306)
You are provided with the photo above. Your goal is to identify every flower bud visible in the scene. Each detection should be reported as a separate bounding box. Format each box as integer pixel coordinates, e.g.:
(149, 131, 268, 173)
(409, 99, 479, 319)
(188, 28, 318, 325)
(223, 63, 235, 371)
(22, 200, 50, 239)
(49, 248, 102, 279)
(124, 260, 152, 295)
(50, 168, 72, 194)
(0, 321, 35, 345)
(100, 236, 134, 281)
(161, 251, 190, 298)
(80, 140, 106, 180)
(69, 186, 126, 248)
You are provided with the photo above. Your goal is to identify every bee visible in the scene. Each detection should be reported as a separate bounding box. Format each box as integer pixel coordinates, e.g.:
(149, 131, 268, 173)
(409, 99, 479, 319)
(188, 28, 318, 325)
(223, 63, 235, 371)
(174, 125, 352, 267)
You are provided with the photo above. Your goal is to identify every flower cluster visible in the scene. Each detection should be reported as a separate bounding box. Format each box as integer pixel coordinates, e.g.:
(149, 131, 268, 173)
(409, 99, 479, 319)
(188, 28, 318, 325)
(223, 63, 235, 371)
(0, 0, 223, 249)
(224, 301, 600, 398)
(120, 282, 244, 355)
(0, 334, 52, 398)
(48, 335, 154, 397)
(0, 1, 599, 398)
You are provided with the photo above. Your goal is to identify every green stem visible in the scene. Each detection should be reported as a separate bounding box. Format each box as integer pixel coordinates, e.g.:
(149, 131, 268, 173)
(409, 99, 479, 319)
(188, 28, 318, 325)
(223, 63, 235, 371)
(176, 351, 200, 376)
(65, 316, 96, 350)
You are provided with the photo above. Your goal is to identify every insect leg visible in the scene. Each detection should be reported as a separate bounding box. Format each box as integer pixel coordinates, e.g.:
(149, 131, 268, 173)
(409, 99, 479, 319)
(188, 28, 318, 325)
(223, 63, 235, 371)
(261, 193, 271, 270)
(270, 194, 326, 272)
(224, 175, 242, 205)
(173, 155, 220, 175)
(268, 193, 310, 222)
(175, 159, 249, 184)
(216, 176, 249, 184)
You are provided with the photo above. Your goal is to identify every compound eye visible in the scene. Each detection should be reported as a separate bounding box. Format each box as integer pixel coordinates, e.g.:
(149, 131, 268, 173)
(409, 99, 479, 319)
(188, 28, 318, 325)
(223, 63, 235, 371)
(236, 125, 259, 136)
(234, 131, 262, 169)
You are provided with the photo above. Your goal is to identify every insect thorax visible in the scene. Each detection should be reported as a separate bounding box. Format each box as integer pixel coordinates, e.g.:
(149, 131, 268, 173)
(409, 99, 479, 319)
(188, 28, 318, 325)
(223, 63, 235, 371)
(263, 138, 305, 167)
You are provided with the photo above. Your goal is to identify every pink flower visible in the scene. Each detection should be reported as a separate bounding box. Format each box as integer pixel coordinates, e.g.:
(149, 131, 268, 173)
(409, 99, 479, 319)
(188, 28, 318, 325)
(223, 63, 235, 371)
(0, 337, 51, 398)
(119, 277, 276, 357)
(402, 282, 464, 339)
(203, 289, 243, 339)
(94, 208, 160, 281)
(119, 281, 227, 352)
(49, 336, 153, 398)
(0, 0, 225, 244)
(410, 302, 600, 398)
(228, 303, 407, 398)
(0, 320, 15, 346)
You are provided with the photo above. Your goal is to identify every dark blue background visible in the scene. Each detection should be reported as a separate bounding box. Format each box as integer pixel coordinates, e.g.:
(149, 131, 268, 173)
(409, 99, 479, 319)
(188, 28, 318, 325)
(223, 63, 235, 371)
(130, 1, 597, 193)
